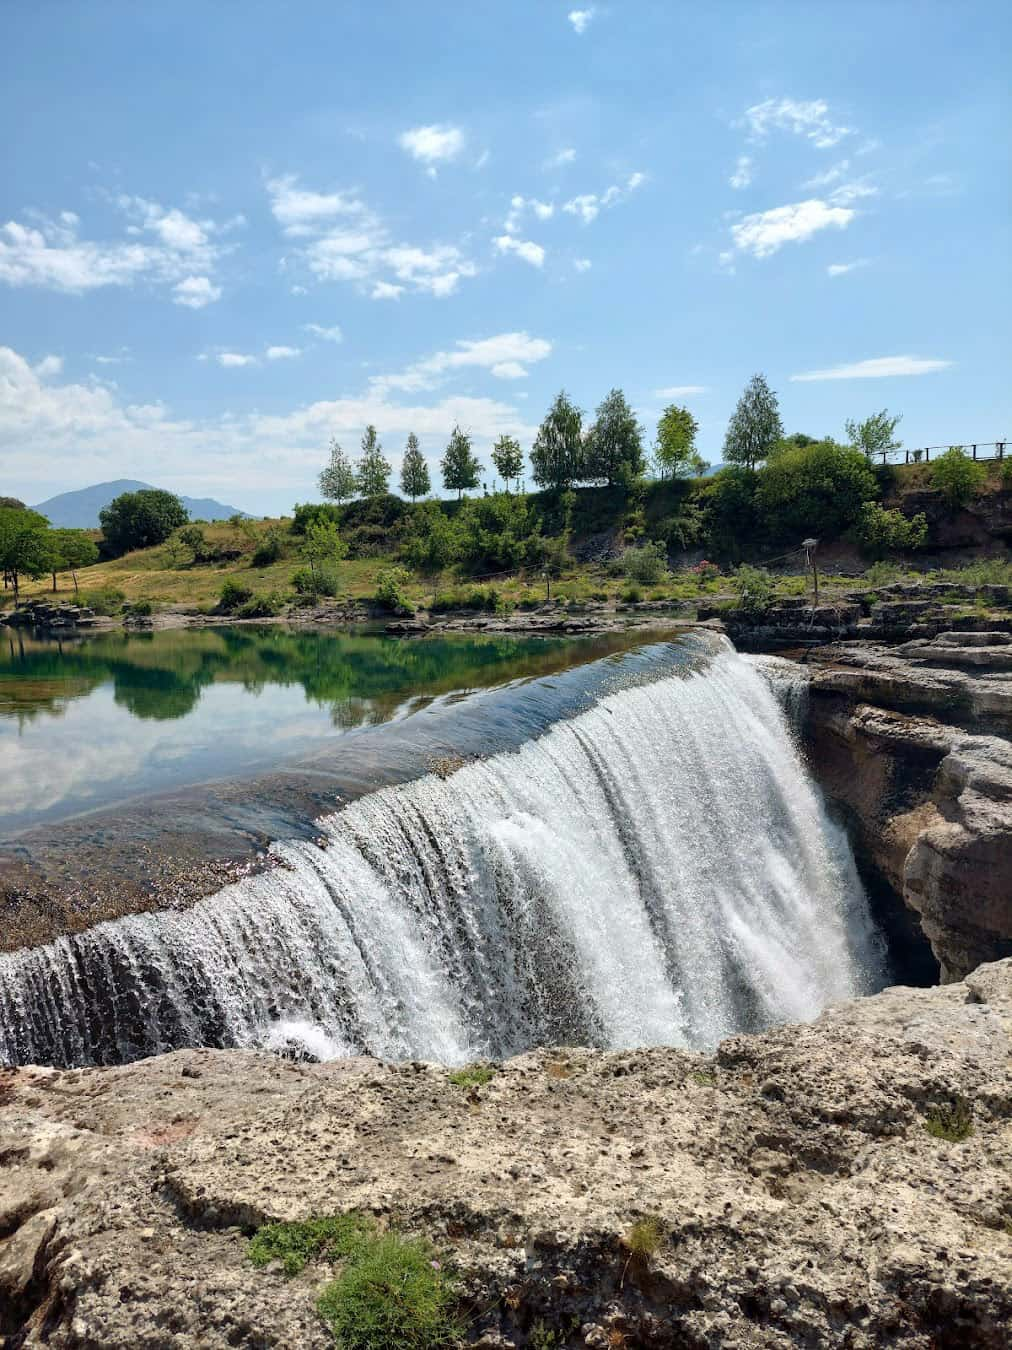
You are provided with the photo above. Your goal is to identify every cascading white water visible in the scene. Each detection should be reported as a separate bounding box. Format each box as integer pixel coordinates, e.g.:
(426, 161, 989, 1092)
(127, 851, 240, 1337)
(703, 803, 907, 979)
(0, 647, 886, 1068)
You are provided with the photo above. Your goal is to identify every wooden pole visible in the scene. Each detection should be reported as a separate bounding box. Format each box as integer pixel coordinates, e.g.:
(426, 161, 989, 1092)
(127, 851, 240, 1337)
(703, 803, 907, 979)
(803, 538, 819, 608)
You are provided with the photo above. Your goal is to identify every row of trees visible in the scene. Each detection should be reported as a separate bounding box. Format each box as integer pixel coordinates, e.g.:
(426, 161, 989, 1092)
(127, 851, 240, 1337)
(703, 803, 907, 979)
(0, 501, 100, 601)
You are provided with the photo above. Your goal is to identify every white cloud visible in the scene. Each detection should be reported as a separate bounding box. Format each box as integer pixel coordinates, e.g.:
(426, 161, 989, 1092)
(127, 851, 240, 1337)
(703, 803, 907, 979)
(803, 160, 850, 189)
(34, 355, 63, 378)
(730, 199, 855, 258)
(826, 259, 869, 278)
(828, 180, 878, 205)
(398, 124, 465, 166)
(562, 172, 645, 224)
(218, 352, 257, 368)
(370, 332, 552, 396)
(729, 156, 754, 189)
(790, 355, 953, 382)
(303, 323, 343, 342)
(547, 147, 577, 168)
(493, 235, 546, 267)
(573, 258, 592, 272)
(743, 97, 852, 149)
(568, 8, 595, 34)
(266, 175, 366, 236)
(371, 281, 404, 300)
(655, 385, 707, 397)
(0, 343, 536, 506)
(266, 346, 300, 361)
(173, 275, 222, 308)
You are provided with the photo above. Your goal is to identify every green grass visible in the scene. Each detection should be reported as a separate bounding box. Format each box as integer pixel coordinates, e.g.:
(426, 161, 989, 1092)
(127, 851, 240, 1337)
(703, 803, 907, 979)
(622, 1215, 666, 1260)
(923, 1099, 974, 1143)
(248, 1213, 371, 1277)
(447, 1064, 496, 1090)
(688, 1069, 716, 1087)
(316, 1231, 460, 1350)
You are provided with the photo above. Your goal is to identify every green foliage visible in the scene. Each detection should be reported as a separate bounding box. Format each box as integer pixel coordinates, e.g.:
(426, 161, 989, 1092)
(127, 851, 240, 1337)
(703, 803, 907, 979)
(218, 579, 255, 612)
(0, 507, 57, 600)
(845, 408, 903, 458)
(619, 583, 643, 603)
(440, 424, 481, 499)
(622, 1215, 666, 1261)
(490, 434, 524, 490)
(447, 1064, 496, 1089)
(931, 446, 987, 509)
(430, 585, 505, 614)
(584, 388, 645, 485)
(723, 373, 783, 469)
(237, 591, 286, 618)
(316, 1231, 460, 1350)
(49, 528, 100, 584)
(251, 525, 286, 567)
(530, 1321, 562, 1349)
(655, 403, 705, 478)
(755, 439, 878, 544)
(249, 1213, 372, 1277)
(531, 390, 584, 490)
(302, 519, 347, 592)
(852, 502, 928, 559)
(375, 566, 413, 615)
(127, 599, 155, 617)
(399, 433, 431, 501)
(320, 438, 358, 503)
(80, 586, 126, 616)
(622, 540, 668, 585)
(734, 564, 774, 616)
(403, 501, 462, 573)
(700, 467, 759, 561)
(291, 564, 341, 598)
(178, 523, 213, 563)
(923, 1098, 973, 1143)
(99, 489, 188, 556)
(356, 425, 392, 498)
(0, 496, 27, 510)
(291, 502, 344, 535)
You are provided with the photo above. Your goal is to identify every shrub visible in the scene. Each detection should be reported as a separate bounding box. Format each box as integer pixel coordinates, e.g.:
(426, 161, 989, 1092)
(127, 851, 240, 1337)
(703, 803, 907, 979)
(218, 579, 254, 612)
(622, 540, 668, 585)
(375, 566, 413, 615)
(127, 599, 154, 617)
(290, 501, 344, 535)
(852, 502, 929, 559)
(931, 447, 987, 509)
(251, 526, 285, 567)
(701, 467, 759, 562)
(620, 583, 643, 604)
(178, 523, 214, 563)
(291, 564, 340, 598)
(316, 1232, 460, 1350)
(447, 1064, 496, 1090)
(755, 439, 878, 544)
(81, 586, 126, 616)
(622, 1215, 666, 1262)
(734, 564, 774, 617)
(249, 1214, 370, 1277)
(923, 1098, 973, 1142)
(237, 591, 285, 618)
(430, 586, 501, 613)
(99, 489, 188, 556)
(690, 559, 721, 585)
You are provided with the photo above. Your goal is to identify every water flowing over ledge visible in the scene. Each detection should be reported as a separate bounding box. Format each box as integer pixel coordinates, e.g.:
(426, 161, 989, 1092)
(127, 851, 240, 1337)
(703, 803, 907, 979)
(0, 640, 887, 1067)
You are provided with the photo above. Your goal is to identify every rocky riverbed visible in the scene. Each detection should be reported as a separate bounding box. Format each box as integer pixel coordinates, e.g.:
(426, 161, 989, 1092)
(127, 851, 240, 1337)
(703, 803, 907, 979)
(1, 961, 1010, 1348)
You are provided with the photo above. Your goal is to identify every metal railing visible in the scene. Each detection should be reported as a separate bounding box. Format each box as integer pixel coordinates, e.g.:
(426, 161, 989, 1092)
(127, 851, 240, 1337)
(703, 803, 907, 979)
(872, 441, 1006, 466)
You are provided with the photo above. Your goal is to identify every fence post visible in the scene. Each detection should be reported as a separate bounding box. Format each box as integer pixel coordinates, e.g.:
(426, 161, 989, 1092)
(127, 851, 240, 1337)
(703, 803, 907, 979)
(972, 444, 977, 460)
(926, 447, 930, 463)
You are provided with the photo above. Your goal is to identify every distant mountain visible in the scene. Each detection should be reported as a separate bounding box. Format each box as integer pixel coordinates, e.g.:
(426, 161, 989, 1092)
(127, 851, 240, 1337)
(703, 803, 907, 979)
(31, 480, 249, 528)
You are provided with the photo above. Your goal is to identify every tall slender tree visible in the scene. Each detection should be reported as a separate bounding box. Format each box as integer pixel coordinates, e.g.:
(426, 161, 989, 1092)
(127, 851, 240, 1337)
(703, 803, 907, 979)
(655, 404, 705, 478)
(355, 425, 392, 497)
(490, 435, 524, 492)
(319, 438, 357, 503)
(584, 389, 644, 485)
(530, 390, 584, 491)
(441, 425, 481, 500)
(399, 433, 431, 501)
(723, 373, 783, 470)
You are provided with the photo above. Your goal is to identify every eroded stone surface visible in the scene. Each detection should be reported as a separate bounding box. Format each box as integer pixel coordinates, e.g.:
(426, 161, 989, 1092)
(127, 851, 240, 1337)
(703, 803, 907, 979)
(1, 964, 1010, 1347)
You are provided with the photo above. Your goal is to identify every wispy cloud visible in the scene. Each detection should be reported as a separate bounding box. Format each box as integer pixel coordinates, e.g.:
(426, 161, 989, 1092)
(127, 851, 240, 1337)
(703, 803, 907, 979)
(563, 171, 646, 224)
(730, 199, 855, 259)
(370, 333, 553, 396)
(303, 323, 343, 343)
(743, 97, 852, 150)
(790, 355, 952, 382)
(655, 385, 707, 397)
(568, 8, 595, 35)
(729, 156, 754, 190)
(493, 235, 546, 267)
(266, 346, 300, 361)
(398, 124, 465, 168)
(826, 259, 869, 278)
(546, 147, 577, 168)
(217, 352, 257, 368)
(573, 257, 592, 272)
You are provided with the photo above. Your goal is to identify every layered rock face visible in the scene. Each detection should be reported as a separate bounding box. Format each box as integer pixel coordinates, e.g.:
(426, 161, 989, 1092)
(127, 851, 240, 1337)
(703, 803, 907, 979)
(1, 962, 1011, 1349)
(802, 633, 1012, 981)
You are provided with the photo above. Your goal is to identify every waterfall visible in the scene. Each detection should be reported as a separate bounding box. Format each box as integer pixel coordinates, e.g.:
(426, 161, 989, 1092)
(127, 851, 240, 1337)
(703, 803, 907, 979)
(0, 647, 886, 1068)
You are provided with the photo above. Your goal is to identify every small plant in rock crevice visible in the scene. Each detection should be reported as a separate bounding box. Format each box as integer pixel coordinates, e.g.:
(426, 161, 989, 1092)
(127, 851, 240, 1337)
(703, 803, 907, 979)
(248, 1213, 371, 1276)
(923, 1097, 974, 1142)
(620, 1214, 667, 1287)
(447, 1064, 497, 1090)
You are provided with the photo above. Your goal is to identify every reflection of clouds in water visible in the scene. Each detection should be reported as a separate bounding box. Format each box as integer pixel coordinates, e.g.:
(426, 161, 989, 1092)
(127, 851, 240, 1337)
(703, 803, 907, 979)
(0, 685, 339, 824)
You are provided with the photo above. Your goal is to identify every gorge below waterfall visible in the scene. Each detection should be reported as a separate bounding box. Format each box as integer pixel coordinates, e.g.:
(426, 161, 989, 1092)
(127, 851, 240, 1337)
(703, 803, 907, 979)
(0, 637, 888, 1069)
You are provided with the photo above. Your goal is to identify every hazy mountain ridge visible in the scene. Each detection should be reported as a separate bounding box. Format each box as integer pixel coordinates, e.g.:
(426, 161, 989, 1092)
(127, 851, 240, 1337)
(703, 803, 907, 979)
(31, 480, 249, 528)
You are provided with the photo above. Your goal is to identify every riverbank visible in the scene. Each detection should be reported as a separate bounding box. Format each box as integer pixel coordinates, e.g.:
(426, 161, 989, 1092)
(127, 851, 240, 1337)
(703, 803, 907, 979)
(2, 960, 1010, 1347)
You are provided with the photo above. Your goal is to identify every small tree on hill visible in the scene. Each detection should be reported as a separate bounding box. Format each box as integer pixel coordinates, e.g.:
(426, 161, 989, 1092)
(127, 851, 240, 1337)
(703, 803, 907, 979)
(584, 388, 644, 486)
(49, 528, 99, 594)
(0, 507, 54, 603)
(356, 426, 392, 498)
(399, 433, 431, 501)
(441, 425, 481, 500)
(931, 447, 987, 511)
(531, 390, 584, 491)
(301, 518, 347, 591)
(655, 404, 706, 478)
(723, 374, 783, 470)
(320, 438, 357, 503)
(845, 409, 902, 460)
(99, 489, 188, 556)
(491, 435, 524, 493)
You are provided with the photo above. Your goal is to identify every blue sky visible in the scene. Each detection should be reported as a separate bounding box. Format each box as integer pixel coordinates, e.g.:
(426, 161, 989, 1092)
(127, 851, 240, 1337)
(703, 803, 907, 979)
(2, 1, 1009, 515)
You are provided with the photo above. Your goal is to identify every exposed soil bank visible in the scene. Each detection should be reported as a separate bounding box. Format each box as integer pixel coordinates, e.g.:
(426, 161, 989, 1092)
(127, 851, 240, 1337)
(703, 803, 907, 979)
(1, 961, 1010, 1347)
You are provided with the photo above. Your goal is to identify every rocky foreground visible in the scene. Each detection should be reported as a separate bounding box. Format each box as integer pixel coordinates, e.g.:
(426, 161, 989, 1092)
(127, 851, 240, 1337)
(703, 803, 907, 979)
(2, 962, 1011, 1349)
